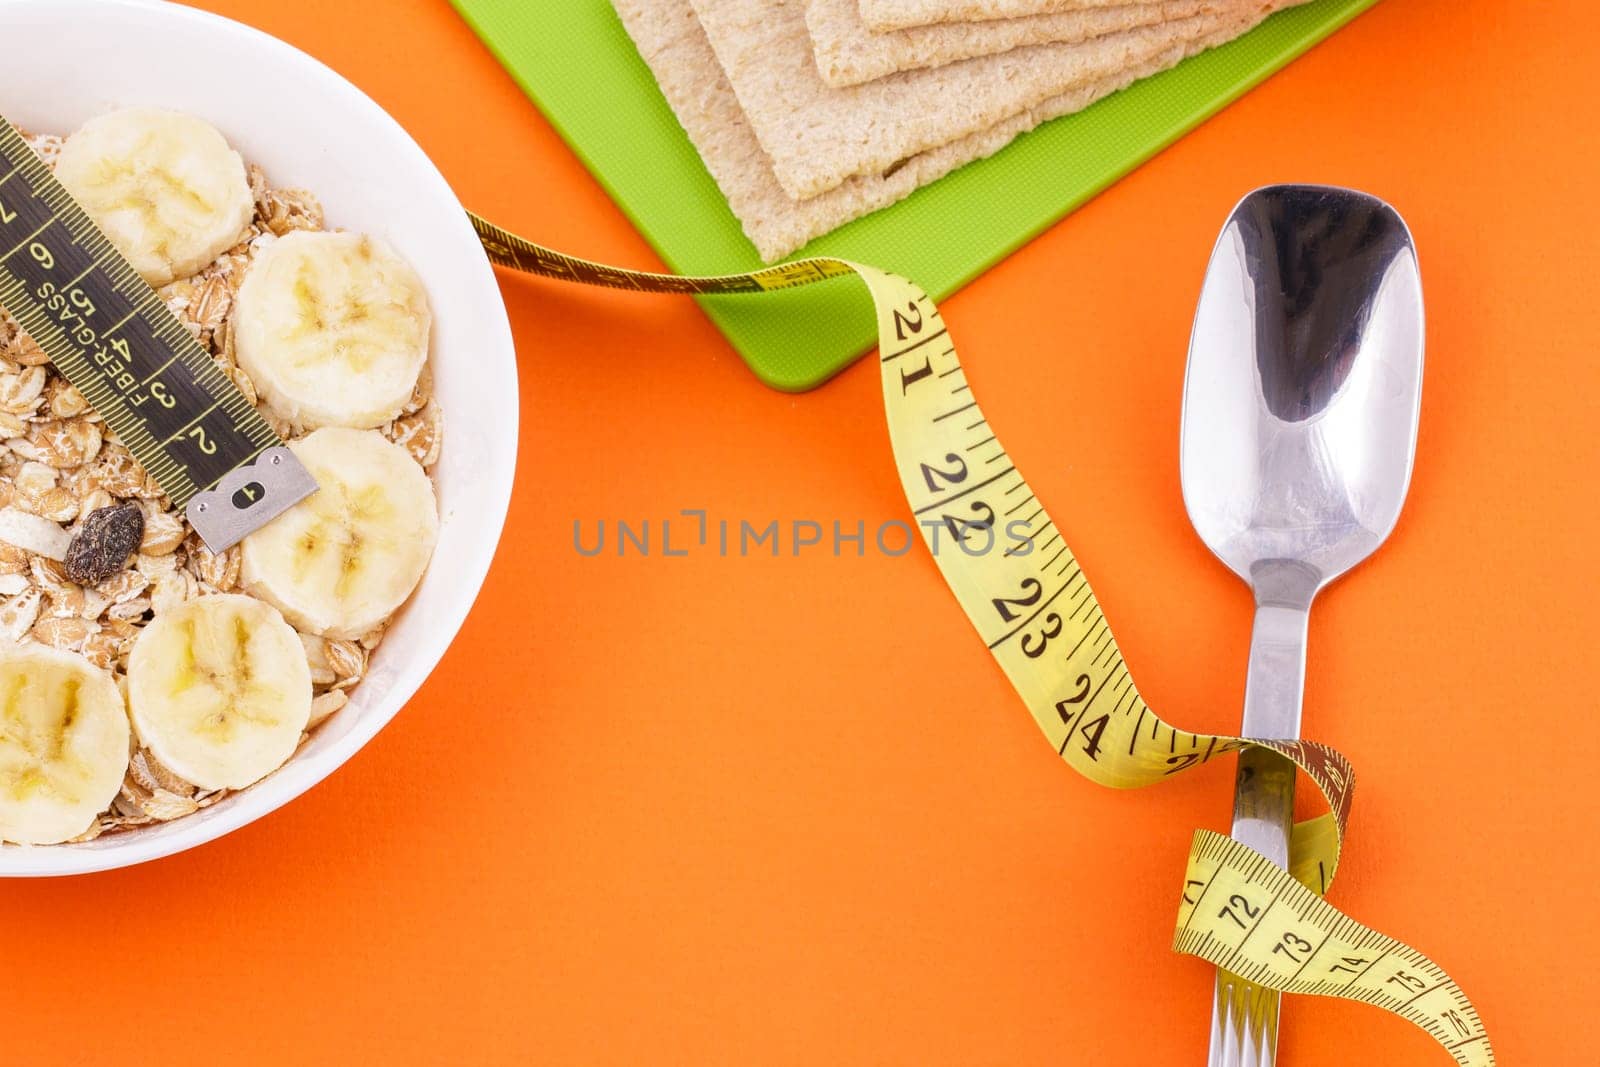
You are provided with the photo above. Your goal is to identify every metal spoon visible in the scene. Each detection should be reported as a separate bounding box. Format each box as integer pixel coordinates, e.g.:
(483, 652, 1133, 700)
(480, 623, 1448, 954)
(1179, 184, 1425, 1067)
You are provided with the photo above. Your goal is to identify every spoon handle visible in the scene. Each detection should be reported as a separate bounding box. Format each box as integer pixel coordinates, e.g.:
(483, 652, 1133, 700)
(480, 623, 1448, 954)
(1207, 589, 1312, 1067)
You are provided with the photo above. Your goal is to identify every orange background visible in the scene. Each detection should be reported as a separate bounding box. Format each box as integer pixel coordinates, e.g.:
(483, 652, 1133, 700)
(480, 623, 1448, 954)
(6, 1, 1594, 1064)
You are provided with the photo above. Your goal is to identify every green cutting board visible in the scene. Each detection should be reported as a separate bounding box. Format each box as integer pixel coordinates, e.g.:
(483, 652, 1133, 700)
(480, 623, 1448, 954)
(451, 0, 1378, 391)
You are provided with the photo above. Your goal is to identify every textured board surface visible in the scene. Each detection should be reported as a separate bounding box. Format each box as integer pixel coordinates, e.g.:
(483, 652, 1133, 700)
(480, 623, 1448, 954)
(450, 0, 1378, 391)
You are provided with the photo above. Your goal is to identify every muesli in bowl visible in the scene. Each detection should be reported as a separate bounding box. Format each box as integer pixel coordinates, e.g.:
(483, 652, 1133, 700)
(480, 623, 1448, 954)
(0, 108, 443, 847)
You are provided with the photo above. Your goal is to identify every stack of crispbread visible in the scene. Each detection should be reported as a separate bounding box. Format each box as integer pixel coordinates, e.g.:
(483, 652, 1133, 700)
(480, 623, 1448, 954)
(610, 0, 1303, 262)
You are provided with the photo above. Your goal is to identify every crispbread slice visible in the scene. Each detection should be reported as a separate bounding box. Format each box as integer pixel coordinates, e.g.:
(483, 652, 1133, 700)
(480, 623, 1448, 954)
(808, 0, 1223, 87)
(690, 0, 1277, 201)
(610, 0, 1267, 262)
(862, 0, 1154, 32)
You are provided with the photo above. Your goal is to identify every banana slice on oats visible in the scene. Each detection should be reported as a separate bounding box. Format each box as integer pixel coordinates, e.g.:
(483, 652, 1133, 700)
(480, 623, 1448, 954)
(126, 594, 311, 792)
(233, 230, 432, 430)
(54, 108, 254, 288)
(0, 643, 130, 845)
(241, 427, 438, 640)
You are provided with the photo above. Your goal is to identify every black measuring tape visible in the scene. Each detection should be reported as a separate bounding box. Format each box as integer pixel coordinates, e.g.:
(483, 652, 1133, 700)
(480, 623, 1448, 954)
(0, 117, 313, 552)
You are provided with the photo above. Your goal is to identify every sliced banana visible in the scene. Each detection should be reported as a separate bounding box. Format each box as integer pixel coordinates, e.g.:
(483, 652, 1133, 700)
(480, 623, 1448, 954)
(0, 643, 130, 845)
(241, 427, 438, 639)
(54, 108, 253, 288)
(126, 594, 311, 792)
(233, 231, 432, 430)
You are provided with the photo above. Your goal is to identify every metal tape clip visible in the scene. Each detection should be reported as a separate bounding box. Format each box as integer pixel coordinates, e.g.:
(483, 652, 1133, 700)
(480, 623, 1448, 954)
(185, 446, 318, 553)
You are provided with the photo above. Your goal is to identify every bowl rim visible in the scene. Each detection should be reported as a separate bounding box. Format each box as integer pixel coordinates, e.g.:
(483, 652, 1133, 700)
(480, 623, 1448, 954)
(0, 0, 519, 876)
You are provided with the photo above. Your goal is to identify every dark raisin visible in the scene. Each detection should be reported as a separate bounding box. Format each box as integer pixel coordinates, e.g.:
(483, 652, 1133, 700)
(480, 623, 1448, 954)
(63, 502, 145, 586)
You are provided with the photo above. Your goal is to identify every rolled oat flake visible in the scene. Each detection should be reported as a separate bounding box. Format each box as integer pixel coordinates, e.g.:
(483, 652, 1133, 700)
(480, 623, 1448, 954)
(64, 502, 145, 586)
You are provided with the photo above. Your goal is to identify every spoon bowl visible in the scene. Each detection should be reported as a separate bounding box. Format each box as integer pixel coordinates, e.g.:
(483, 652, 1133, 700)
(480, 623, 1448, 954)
(1181, 185, 1424, 593)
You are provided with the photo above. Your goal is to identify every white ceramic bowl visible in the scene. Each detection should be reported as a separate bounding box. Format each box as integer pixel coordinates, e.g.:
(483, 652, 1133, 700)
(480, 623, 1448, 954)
(0, 0, 518, 875)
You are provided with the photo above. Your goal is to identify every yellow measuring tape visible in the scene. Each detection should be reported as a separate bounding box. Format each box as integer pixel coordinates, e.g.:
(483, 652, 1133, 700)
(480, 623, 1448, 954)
(472, 215, 1492, 1065)
(0, 105, 1488, 1058)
